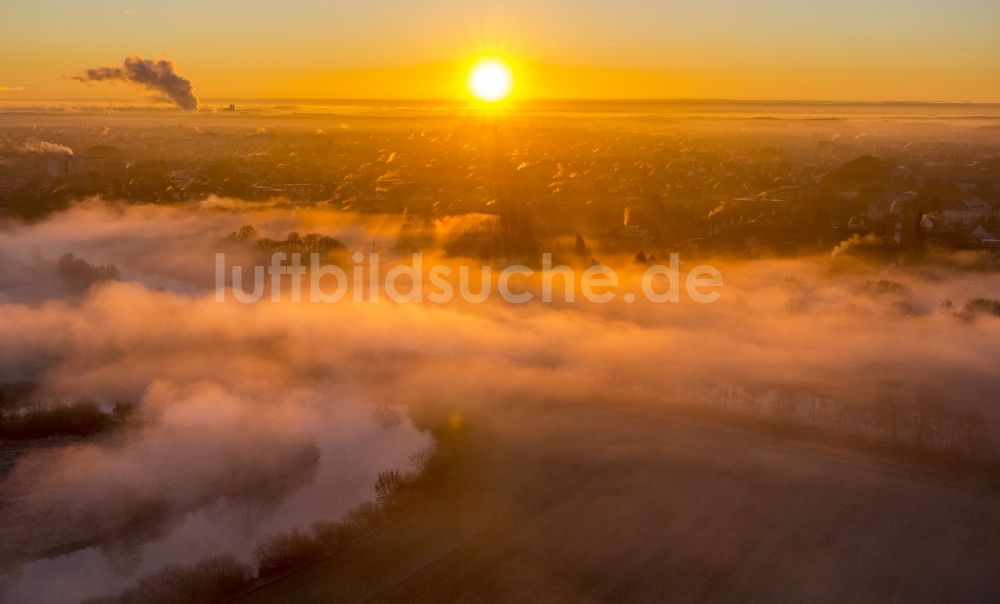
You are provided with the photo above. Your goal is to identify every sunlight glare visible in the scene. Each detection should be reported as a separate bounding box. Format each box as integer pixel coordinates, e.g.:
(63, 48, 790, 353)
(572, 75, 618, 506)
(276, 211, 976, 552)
(468, 59, 513, 102)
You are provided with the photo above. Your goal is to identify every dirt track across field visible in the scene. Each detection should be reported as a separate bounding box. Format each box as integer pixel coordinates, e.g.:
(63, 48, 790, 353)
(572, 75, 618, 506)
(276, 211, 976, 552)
(239, 400, 1000, 603)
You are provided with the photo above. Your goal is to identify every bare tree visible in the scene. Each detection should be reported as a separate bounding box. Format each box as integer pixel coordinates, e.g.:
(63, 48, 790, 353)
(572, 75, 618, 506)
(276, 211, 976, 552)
(872, 380, 904, 443)
(958, 409, 991, 459)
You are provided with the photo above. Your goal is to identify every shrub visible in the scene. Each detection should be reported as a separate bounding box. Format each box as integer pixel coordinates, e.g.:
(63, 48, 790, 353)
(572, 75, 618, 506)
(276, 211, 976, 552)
(963, 298, 1000, 318)
(374, 469, 405, 507)
(85, 555, 253, 604)
(255, 530, 325, 578)
(342, 501, 384, 529)
(312, 520, 351, 550)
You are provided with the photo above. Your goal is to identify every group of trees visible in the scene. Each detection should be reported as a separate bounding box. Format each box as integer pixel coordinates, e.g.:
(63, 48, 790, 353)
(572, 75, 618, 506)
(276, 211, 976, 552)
(701, 381, 995, 463)
(395, 217, 436, 254)
(0, 381, 135, 441)
(84, 413, 470, 604)
(0, 400, 134, 440)
(962, 298, 1000, 318)
(443, 211, 539, 261)
(225, 224, 345, 258)
(56, 253, 121, 293)
(84, 555, 253, 604)
(83, 467, 418, 604)
(865, 382, 992, 459)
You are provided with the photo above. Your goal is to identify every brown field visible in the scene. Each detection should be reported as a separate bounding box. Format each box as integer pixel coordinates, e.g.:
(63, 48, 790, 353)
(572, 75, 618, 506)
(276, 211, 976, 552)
(240, 400, 1000, 603)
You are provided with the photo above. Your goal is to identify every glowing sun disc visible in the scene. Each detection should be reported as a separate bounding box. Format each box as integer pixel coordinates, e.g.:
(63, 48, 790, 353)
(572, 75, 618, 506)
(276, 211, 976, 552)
(468, 59, 513, 102)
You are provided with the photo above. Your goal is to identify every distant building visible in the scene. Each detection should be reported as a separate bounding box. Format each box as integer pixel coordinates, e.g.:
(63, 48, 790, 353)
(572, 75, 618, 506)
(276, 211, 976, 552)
(47, 157, 70, 179)
(970, 225, 993, 242)
(941, 197, 992, 227)
(46, 156, 86, 180)
(866, 191, 920, 243)
(866, 191, 916, 222)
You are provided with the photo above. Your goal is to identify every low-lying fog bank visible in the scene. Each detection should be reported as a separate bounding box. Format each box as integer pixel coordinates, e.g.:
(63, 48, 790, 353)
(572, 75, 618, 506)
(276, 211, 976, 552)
(1, 200, 998, 601)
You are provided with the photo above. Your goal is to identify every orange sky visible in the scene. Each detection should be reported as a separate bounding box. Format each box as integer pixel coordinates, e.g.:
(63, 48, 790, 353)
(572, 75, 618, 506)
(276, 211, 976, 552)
(1, 1, 998, 102)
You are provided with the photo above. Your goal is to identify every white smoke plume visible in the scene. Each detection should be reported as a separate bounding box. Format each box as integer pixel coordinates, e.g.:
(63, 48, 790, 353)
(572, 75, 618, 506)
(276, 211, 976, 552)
(17, 140, 74, 156)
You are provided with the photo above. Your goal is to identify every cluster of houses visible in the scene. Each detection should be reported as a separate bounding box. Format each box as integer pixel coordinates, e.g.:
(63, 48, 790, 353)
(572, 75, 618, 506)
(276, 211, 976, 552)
(861, 192, 1000, 249)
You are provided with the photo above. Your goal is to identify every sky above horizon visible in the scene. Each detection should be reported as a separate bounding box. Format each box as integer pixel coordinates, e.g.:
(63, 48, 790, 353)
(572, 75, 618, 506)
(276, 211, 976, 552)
(1, 0, 999, 103)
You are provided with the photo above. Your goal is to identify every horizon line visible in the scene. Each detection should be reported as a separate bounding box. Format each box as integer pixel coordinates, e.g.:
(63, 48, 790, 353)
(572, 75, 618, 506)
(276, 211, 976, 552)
(3, 97, 1000, 106)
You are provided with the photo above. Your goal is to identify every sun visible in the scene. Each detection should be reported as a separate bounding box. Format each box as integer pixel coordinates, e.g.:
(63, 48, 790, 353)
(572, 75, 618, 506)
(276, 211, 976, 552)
(468, 59, 513, 102)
